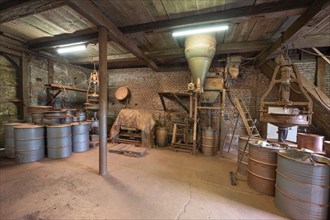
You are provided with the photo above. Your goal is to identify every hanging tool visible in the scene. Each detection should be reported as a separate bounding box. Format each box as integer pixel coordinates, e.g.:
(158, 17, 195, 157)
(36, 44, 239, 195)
(229, 118, 257, 186)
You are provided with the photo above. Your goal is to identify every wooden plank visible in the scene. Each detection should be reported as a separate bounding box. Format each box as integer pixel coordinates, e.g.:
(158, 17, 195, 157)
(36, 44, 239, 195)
(120, 0, 312, 34)
(312, 47, 330, 64)
(315, 57, 326, 93)
(66, 0, 159, 71)
(45, 83, 87, 92)
(255, 0, 330, 67)
(0, 0, 64, 23)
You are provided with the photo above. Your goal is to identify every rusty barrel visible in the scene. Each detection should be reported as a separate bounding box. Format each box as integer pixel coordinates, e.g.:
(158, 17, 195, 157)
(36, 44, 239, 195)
(4, 123, 26, 158)
(297, 133, 324, 153)
(46, 124, 72, 159)
(247, 143, 281, 196)
(202, 128, 217, 156)
(156, 126, 168, 147)
(275, 150, 330, 220)
(323, 141, 330, 157)
(14, 124, 45, 163)
(237, 136, 263, 176)
(72, 122, 90, 152)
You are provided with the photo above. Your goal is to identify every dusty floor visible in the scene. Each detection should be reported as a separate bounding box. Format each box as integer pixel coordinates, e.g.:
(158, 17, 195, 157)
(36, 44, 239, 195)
(0, 145, 285, 219)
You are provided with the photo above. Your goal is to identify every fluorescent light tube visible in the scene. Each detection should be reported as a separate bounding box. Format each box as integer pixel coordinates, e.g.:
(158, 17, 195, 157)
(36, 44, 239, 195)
(172, 25, 229, 37)
(57, 45, 86, 54)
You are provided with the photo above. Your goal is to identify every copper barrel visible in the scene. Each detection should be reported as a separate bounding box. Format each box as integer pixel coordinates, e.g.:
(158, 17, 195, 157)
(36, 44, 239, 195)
(247, 143, 281, 196)
(237, 136, 263, 176)
(156, 126, 168, 147)
(4, 123, 26, 158)
(275, 150, 330, 220)
(202, 128, 217, 156)
(72, 122, 90, 152)
(46, 124, 72, 159)
(14, 125, 45, 163)
(323, 141, 330, 158)
(297, 133, 324, 153)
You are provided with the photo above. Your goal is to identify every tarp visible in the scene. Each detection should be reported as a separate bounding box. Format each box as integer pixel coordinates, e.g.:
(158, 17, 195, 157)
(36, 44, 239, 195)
(109, 109, 156, 140)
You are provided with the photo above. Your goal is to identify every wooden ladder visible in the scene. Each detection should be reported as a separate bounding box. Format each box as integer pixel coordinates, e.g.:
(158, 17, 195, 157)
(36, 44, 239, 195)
(233, 97, 261, 137)
(227, 97, 261, 152)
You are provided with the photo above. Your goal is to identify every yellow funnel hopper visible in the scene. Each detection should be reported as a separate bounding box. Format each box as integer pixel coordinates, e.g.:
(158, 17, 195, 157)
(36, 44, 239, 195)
(184, 34, 217, 93)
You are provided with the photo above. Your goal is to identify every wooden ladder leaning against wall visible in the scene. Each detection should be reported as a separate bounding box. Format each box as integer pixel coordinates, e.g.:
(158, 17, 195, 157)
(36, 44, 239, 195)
(227, 97, 261, 152)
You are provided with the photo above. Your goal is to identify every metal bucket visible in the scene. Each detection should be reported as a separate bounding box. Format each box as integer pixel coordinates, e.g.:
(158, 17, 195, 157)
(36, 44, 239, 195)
(275, 150, 330, 220)
(202, 128, 217, 156)
(156, 126, 168, 147)
(14, 125, 45, 163)
(237, 136, 263, 176)
(324, 141, 330, 157)
(31, 113, 43, 124)
(247, 143, 281, 196)
(71, 122, 90, 152)
(46, 124, 72, 159)
(297, 133, 324, 153)
(4, 123, 25, 158)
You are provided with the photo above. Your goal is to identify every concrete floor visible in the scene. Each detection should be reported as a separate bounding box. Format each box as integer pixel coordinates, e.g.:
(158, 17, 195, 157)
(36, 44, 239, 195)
(0, 146, 285, 219)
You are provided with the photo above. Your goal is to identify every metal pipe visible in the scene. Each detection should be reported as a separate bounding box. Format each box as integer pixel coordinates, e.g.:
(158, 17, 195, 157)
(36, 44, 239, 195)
(98, 26, 108, 176)
(193, 93, 198, 155)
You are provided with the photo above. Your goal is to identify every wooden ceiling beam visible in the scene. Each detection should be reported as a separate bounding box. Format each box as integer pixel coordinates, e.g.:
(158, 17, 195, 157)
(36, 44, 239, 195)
(120, 0, 313, 35)
(65, 0, 159, 71)
(0, 0, 64, 23)
(255, 0, 330, 67)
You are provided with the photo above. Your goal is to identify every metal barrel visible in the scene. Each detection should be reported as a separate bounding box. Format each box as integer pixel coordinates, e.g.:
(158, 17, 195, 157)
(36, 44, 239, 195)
(275, 150, 330, 220)
(247, 143, 281, 196)
(202, 128, 217, 156)
(156, 126, 168, 147)
(46, 124, 72, 159)
(4, 123, 26, 158)
(237, 136, 263, 176)
(14, 125, 45, 163)
(297, 133, 324, 153)
(31, 113, 43, 125)
(71, 122, 90, 152)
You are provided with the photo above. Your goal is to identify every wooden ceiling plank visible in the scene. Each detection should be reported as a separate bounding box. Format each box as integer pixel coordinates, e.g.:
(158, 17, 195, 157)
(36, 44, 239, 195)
(65, 0, 159, 71)
(0, 0, 64, 24)
(255, 0, 330, 67)
(120, 0, 313, 35)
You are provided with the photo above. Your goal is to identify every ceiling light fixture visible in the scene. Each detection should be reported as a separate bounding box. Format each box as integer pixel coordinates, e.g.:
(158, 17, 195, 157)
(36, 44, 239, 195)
(57, 44, 86, 54)
(172, 24, 229, 37)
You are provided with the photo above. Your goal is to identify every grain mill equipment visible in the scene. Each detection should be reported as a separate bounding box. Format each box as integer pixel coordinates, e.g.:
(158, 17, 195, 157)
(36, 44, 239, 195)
(84, 68, 100, 119)
(260, 55, 313, 142)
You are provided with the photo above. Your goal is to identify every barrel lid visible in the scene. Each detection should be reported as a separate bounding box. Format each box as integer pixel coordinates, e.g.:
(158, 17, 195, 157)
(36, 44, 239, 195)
(239, 136, 264, 141)
(46, 124, 72, 128)
(115, 86, 129, 100)
(4, 123, 25, 126)
(13, 124, 44, 129)
(297, 133, 324, 138)
(71, 122, 91, 126)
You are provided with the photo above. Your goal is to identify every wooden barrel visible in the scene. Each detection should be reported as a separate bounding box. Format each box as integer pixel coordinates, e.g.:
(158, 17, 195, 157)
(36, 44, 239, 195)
(237, 136, 263, 176)
(72, 122, 90, 152)
(276, 150, 330, 219)
(156, 126, 168, 147)
(202, 128, 217, 156)
(297, 133, 324, 153)
(4, 123, 25, 158)
(14, 125, 45, 163)
(46, 124, 72, 159)
(247, 143, 281, 196)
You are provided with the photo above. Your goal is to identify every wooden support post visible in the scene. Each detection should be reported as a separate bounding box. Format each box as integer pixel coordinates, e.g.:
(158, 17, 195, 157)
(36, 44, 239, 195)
(315, 56, 326, 94)
(98, 26, 108, 176)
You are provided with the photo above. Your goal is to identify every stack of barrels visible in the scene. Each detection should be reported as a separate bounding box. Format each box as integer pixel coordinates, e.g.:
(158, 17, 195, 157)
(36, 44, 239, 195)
(3, 121, 91, 163)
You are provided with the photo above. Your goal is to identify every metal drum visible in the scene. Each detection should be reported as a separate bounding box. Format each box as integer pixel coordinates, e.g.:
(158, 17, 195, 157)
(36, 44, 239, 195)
(247, 143, 281, 196)
(276, 150, 330, 220)
(46, 124, 72, 159)
(71, 122, 90, 152)
(4, 123, 25, 158)
(14, 125, 45, 163)
(237, 136, 263, 176)
(156, 126, 168, 147)
(31, 113, 43, 124)
(297, 133, 324, 153)
(202, 128, 217, 156)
